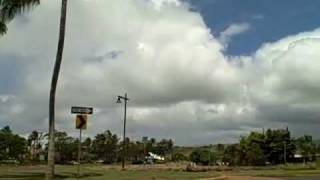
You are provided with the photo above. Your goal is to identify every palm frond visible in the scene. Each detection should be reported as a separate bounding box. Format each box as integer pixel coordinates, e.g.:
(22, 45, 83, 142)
(0, 0, 39, 36)
(1, 0, 40, 22)
(0, 20, 7, 35)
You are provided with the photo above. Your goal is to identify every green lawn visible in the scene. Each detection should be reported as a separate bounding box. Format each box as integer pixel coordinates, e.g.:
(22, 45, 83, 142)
(229, 164, 320, 177)
(2, 164, 320, 180)
(234, 169, 320, 177)
(0, 164, 220, 180)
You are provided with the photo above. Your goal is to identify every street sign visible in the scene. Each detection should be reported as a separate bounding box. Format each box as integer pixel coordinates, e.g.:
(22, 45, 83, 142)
(76, 115, 87, 130)
(71, 106, 93, 114)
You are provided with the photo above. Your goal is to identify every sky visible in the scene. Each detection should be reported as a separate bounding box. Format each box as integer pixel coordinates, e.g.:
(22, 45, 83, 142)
(189, 0, 320, 55)
(0, 0, 320, 145)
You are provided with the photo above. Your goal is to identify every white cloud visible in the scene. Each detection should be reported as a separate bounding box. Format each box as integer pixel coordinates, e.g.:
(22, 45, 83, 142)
(219, 22, 251, 47)
(0, 0, 320, 145)
(245, 30, 320, 105)
(149, 0, 182, 10)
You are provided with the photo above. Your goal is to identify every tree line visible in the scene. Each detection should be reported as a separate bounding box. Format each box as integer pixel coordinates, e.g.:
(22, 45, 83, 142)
(189, 128, 320, 166)
(0, 126, 174, 164)
(1, 126, 319, 166)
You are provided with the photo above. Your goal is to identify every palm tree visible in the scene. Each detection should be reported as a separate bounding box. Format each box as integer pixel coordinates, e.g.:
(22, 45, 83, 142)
(28, 130, 39, 160)
(0, 0, 40, 35)
(47, 0, 68, 179)
(28, 131, 45, 161)
(1, 1, 68, 179)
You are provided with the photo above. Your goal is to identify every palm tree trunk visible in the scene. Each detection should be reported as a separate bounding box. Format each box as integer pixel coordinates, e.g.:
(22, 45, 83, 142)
(46, 0, 68, 179)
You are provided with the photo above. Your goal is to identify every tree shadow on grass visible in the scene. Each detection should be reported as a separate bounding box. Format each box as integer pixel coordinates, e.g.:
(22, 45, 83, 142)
(0, 172, 103, 179)
(0, 172, 45, 180)
(59, 172, 103, 179)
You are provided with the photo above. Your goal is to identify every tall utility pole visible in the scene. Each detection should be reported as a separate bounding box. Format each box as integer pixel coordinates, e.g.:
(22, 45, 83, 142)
(208, 145, 211, 166)
(117, 93, 130, 170)
(284, 141, 287, 165)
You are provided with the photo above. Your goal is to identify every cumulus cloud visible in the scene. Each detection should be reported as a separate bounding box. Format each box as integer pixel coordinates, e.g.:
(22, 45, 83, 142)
(0, 0, 320, 145)
(236, 29, 320, 137)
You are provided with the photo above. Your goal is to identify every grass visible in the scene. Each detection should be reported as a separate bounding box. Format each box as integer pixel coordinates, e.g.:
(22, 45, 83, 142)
(229, 164, 320, 178)
(2, 163, 320, 179)
(0, 164, 221, 180)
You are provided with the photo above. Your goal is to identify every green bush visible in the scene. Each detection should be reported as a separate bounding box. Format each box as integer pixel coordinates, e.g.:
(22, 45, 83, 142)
(189, 149, 215, 165)
(172, 152, 188, 162)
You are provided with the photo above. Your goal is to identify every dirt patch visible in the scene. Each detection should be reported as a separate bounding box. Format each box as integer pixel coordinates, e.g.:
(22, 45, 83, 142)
(225, 176, 284, 180)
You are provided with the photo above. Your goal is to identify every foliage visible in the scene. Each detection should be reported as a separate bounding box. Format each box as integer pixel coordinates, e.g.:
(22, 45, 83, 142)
(92, 130, 119, 164)
(222, 144, 240, 166)
(172, 152, 188, 162)
(2, 125, 318, 167)
(0, 0, 40, 35)
(27, 130, 44, 161)
(0, 126, 27, 162)
(294, 135, 316, 163)
(151, 139, 173, 157)
(222, 128, 317, 166)
(53, 131, 78, 163)
(189, 149, 215, 165)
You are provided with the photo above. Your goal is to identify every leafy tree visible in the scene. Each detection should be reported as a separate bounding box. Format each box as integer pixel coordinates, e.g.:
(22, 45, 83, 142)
(223, 144, 240, 166)
(172, 152, 188, 162)
(236, 128, 295, 165)
(1, 126, 11, 133)
(127, 140, 144, 163)
(82, 137, 93, 162)
(264, 129, 294, 164)
(245, 142, 266, 166)
(0, 126, 27, 162)
(216, 144, 225, 152)
(53, 131, 77, 163)
(92, 130, 119, 164)
(145, 138, 157, 152)
(190, 149, 213, 165)
(239, 132, 267, 165)
(294, 135, 316, 164)
(154, 139, 174, 156)
(83, 137, 92, 148)
(190, 149, 201, 164)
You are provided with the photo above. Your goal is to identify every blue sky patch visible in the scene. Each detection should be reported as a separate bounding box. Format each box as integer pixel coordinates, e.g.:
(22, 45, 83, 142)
(187, 0, 320, 55)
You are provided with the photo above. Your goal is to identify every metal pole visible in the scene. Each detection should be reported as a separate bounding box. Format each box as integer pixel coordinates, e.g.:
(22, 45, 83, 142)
(122, 93, 127, 170)
(77, 128, 82, 178)
(208, 146, 211, 166)
(284, 141, 287, 165)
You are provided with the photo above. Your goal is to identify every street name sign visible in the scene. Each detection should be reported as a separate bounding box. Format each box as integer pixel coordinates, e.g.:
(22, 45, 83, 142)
(71, 106, 93, 114)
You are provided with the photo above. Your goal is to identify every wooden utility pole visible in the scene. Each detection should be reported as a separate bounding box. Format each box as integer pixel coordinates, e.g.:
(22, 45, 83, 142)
(117, 93, 130, 170)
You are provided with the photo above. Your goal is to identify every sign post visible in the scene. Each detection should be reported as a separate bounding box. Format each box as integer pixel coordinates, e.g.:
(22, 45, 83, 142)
(77, 128, 82, 178)
(72, 107, 93, 178)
